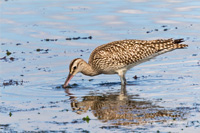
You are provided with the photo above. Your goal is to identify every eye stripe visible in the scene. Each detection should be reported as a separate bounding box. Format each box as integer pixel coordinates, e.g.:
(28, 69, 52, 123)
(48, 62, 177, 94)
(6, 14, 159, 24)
(69, 58, 81, 73)
(69, 59, 78, 69)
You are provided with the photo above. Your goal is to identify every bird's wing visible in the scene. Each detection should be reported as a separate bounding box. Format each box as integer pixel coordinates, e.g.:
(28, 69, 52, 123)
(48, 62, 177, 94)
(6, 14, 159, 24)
(89, 39, 187, 72)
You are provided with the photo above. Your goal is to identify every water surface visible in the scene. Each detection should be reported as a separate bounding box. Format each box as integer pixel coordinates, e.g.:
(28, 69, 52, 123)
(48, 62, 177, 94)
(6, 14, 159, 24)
(0, 0, 200, 132)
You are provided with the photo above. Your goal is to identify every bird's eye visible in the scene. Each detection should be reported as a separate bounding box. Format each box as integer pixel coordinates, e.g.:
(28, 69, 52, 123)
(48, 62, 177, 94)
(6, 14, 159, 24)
(73, 66, 77, 70)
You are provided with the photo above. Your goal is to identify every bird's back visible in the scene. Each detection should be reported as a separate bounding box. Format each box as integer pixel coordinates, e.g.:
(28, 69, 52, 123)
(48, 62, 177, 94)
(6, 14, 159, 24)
(89, 39, 187, 74)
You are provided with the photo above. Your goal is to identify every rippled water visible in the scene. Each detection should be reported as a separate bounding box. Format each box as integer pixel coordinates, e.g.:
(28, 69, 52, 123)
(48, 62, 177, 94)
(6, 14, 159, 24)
(0, 0, 200, 132)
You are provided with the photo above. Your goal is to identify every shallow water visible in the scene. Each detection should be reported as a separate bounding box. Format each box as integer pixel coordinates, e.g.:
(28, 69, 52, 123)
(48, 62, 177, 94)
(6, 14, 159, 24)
(0, 0, 200, 132)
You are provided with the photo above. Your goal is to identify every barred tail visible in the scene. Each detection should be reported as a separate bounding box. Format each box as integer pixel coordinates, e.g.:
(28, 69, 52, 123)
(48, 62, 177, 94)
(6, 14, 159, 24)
(174, 39, 188, 48)
(174, 38, 184, 44)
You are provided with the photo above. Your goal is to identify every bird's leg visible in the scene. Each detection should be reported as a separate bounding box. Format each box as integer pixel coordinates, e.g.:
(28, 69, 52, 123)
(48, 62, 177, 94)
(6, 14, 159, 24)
(119, 72, 127, 95)
(120, 73, 126, 86)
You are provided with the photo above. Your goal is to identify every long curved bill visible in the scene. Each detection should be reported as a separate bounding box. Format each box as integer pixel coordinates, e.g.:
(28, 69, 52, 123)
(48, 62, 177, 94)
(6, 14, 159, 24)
(63, 73, 73, 88)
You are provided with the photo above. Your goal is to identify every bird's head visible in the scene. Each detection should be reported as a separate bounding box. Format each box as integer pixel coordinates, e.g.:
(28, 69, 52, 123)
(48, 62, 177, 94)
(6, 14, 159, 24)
(63, 58, 84, 88)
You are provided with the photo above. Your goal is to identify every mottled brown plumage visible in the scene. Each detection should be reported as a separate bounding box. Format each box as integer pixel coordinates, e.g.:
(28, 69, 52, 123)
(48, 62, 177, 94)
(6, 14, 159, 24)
(64, 38, 188, 87)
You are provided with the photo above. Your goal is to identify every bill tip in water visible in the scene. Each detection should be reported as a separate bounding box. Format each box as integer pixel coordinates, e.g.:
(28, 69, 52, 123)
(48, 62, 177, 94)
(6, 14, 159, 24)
(63, 74, 74, 88)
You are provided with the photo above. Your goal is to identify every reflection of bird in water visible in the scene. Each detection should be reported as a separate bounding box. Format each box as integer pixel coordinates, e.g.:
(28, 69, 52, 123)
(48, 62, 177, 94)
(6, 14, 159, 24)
(63, 38, 187, 88)
(66, 89, 186, 125)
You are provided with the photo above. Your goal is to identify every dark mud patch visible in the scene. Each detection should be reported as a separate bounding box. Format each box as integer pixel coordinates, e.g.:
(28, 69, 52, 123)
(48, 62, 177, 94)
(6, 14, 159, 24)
(47, 119, 85, 125)
(48, 99, 69, 105)
(35, 49, 50, 54)
(64, 83, 79, 88)
(41, 39, 58, 41)
(133, 75, 139, 79)
(97, 81, 139, 87)
(197, 60, 200, 66)
(0, 124, 10, 131)
(146, 25, 178, 34)
(53, 85, 64, 90)
(1, 79, 26, 87)
(97, 82, 121, 87)
(66, 36, 92, 40)
(79, 49, 90, 53)
(16, 43, 22, 46)
(100, 126, 119, 129)
(75, 128, 90, 133)
(88, 79, 94, 82)
(60, 109, 69, 112)
(52, 84, 76, 91)
(46, 121, 69, 125)
(0, 56, 16, 62)
(36, 67, 51, 72)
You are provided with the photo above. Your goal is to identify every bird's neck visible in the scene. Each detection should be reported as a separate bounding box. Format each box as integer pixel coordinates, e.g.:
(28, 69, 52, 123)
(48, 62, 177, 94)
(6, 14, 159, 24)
(81, 61, 99, 76)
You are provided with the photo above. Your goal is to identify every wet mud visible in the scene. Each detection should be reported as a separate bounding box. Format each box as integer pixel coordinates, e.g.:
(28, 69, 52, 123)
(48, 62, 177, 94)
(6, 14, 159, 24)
(66, 36, 92, 41)
(1, 80, 25, 87)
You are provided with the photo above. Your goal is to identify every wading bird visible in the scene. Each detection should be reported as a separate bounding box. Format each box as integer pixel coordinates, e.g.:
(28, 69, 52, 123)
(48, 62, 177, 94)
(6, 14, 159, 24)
(63, 38, 187, 88)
